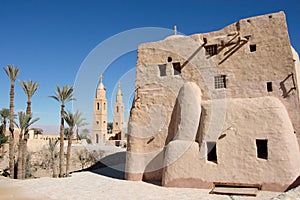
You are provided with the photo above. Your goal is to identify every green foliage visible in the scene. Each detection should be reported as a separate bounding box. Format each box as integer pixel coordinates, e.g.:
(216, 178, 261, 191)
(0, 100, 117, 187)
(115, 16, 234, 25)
(3, 64, 20, 82)
(49, 84, 75, 104)
(0, 108, 10, 122)
(64, 110, 75, 130)
(74, 110, 88, 128)
(18, 80, 40, 100)
(15, 112, 40, 135)
(48, 138, 59, 153)
(107, 122, 113, 134)
(79, 129, 92, 144)
(0, 125, 8, 148)
(64, 128, 70, 138)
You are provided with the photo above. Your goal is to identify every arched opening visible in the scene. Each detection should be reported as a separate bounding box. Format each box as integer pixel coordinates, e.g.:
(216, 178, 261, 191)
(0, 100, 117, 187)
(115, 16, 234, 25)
(117, 106, 119, 113)
(97, 102, 100, 110)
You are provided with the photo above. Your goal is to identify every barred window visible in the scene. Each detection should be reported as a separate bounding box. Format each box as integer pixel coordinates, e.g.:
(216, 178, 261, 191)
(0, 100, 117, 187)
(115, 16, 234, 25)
(214, 75, 226, 89)
(205, 44, 218, 56)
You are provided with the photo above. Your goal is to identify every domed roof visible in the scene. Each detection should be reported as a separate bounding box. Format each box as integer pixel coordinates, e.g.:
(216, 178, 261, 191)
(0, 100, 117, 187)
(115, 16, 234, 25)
(164, 25, 185, 40)
(164, 34, 185, 40)
(97, 75, 105, 90)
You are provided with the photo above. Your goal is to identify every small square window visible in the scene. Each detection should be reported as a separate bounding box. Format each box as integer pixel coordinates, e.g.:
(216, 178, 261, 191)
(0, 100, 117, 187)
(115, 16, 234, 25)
(250, 44, 256, 52)
(172, 62, 181, 75)
(207, 142, 217, 163)
(205, 45, 218, 56)
(267, 82, 273, 92)
(256, 139, 268, 159)
(158, 64, 167, 77)
(214, 75, 226, 89)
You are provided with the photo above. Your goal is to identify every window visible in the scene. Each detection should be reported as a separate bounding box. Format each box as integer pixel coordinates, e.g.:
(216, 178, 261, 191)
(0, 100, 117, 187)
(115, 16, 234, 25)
(205, 44, 218, 56)
(256, 139, 268, 159)
(250, 44, 256, 52)
(167, 57, 172, 62)
(96, 121, 99, 125)
(96, 134, 99, 143)
(172, 62, 181, 75)
(267, 82, 273, 92)
(103, 121, 106, 124)
(97, 102, 100, 110)
(158, 64, 167, 77)
(116, 122, 119, 126)
(207, 142, 217, 163)
(244, 35, 251, 40)
(116, 106, 119, 113)
(214, 75, 226, 89)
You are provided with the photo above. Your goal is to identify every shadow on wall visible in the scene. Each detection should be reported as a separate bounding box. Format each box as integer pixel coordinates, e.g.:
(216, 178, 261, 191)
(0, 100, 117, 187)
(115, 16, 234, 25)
(285, 176, 300, 192)
(73, 151, 126, 180)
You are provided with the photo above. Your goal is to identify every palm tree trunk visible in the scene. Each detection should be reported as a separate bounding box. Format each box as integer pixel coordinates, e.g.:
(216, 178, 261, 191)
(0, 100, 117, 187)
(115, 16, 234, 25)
(8, 132, 14, 178)
(59, 104, 65, 177)
(66, 131, 73, 176)
(22, 101, 31, 179)
(9, 82, 15, 178)
(26, 101, 31, 116)
(17, 134, 23, 179)
(22, 133, 28, 179)
(50, 149, 57, 178)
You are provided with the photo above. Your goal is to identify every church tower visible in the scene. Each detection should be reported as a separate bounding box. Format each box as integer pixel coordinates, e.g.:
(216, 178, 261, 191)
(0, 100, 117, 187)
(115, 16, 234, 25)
(92, 75, 107, 144)
(112, 82, 124, 140)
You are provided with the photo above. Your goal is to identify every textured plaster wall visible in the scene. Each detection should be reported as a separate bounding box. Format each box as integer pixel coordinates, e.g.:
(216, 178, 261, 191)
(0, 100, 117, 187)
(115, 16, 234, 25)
(163, 97, 300, 191)
(126, 11, 300, 190)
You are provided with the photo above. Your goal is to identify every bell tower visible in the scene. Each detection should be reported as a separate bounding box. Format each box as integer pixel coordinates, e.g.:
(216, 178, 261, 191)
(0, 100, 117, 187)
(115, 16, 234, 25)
(112, 82, 124, 140)
(92, 75, 107, 144)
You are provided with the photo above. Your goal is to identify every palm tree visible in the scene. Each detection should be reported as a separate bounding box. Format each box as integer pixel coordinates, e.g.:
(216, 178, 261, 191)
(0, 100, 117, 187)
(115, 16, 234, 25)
(64, 110, 75, 176)
(74, 110, 88, 141)
(48, 138, 58, 178)
(3, 64, 19, 178)
(0, 108, 10, 157)
(18, 80, 40, 178)
(18, 80, 40, 115)
(15, 112, 39, 179)
(49, 85, 75, 177)
(0, 108, 10, 136)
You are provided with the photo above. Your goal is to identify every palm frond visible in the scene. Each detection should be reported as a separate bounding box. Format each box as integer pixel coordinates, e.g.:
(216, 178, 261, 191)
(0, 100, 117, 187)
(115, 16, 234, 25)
(3, 64, 20, 81)
(64, 110, 75, 128)
(49, 84, 75, 104)
(16, 112, 39, 135)
(18, 80, 40, 100)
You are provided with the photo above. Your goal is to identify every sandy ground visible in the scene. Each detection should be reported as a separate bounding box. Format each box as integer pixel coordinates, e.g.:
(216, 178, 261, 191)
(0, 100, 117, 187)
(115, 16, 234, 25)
(0, 171, 281, 200)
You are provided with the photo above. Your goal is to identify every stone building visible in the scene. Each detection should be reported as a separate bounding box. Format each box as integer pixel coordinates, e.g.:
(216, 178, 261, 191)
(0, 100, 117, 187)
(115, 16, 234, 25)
(125, 11, 300, 192)
(112, 82, 125, 140)
(92, 75, 107, 144)
(92, 77, 126, 145)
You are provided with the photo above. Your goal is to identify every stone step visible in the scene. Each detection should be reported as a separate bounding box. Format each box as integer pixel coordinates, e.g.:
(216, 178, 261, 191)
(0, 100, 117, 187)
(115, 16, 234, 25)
(211, 186, 258, 196)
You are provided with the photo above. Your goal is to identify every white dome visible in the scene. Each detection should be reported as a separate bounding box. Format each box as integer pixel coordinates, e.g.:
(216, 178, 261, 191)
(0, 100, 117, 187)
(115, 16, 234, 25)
(164, 34, 185, 40)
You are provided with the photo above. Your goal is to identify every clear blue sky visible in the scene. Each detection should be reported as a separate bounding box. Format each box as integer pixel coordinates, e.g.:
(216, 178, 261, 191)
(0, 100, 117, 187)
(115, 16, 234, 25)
(0, 0, 299, 133)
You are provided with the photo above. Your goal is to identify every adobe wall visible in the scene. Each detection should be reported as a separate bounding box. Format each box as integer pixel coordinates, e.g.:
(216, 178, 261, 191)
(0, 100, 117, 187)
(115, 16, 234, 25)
(125, 11, 300, 185)
(163, 96, 300, 192)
